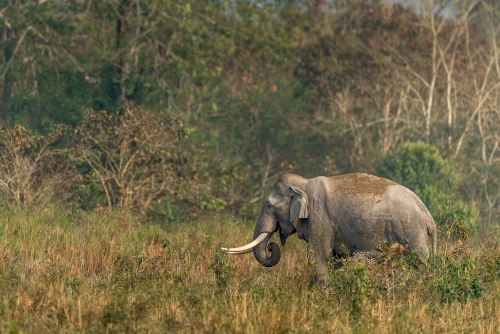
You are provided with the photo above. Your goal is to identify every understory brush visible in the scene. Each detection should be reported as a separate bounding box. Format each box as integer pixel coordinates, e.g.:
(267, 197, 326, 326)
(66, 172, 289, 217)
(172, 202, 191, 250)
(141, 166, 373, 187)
(1, 209, 500, 333)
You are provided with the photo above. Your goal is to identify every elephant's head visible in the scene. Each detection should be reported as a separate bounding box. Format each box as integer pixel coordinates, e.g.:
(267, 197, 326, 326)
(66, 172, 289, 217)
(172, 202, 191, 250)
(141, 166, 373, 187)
(222, 174, 309, 267)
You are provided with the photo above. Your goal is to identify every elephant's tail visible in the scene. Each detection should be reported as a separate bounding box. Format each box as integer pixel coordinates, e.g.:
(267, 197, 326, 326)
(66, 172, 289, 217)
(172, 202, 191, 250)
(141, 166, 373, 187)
(429, 223, 437, 257)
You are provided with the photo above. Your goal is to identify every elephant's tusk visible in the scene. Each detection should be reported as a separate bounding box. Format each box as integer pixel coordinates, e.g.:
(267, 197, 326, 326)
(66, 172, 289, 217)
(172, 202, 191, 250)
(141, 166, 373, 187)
(221, 232, 269, 254)
(225, 249, 254, 255)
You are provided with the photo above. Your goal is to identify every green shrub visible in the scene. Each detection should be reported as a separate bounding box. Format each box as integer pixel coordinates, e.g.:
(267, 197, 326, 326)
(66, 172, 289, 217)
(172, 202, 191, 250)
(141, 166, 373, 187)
(477, 226, 500, 282)
(209, 248, 237, 291)
(376, 141, 477, 229)
(429, 256, 483, 303)
(350, 265, 370, 325)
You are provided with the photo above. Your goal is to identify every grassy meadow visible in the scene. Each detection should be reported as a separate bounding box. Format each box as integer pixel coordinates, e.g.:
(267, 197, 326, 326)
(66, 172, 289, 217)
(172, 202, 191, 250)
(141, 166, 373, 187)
(0, 209, 499, 333)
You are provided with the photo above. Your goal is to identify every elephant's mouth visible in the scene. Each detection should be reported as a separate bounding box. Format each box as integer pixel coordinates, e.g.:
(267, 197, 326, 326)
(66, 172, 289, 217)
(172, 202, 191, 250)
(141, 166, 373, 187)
(277, 220, 296, 246)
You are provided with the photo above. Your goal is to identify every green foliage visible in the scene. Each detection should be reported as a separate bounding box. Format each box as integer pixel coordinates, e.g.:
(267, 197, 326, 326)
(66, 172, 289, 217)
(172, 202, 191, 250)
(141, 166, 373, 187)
(376, 141, 478, 229)
(1, 322, 20, 334)
(430, 255, 483, 303)
(208, 248, 237, 291)
(102, 294, 129, 327)
(0, 0, 307, 134)
(350, 265, 369, 326)
(158, 199, 183, 224)
(477, 226, 500, 282)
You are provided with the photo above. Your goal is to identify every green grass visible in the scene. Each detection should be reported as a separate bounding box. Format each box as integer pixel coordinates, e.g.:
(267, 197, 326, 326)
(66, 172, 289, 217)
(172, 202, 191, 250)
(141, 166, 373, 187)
(0, 209, 500, 333)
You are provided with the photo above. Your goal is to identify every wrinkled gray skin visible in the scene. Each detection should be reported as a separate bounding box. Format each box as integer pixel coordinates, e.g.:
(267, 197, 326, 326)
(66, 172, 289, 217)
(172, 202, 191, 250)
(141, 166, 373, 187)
(253, 173, 437, 284)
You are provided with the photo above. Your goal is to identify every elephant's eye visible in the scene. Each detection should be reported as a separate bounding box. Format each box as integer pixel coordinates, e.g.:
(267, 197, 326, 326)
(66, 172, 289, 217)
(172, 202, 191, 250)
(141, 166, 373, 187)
(267, 203, 272, 208)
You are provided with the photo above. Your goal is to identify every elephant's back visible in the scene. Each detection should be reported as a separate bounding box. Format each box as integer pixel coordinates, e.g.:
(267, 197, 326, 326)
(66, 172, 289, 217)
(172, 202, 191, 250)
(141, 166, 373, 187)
(327, 173, 398, 198)
(322, 173, 429, 214)
(333, 174, 432, 219)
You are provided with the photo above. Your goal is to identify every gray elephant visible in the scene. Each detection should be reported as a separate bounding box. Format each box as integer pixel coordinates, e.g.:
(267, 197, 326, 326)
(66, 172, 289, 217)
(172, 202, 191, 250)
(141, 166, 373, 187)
(222, 173, 437, 284)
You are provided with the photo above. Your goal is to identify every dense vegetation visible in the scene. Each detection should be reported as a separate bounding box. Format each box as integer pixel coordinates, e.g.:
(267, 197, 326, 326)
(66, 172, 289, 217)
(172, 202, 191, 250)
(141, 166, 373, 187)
(2, 0, 499, 223)
(1, 0, 500, 332)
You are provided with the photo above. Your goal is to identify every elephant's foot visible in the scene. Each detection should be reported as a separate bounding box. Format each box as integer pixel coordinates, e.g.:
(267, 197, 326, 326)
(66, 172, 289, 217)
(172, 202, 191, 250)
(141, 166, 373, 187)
(332, 260, 344, 269)
(308, 265, 328, 290)
(308, 276, 327, 290)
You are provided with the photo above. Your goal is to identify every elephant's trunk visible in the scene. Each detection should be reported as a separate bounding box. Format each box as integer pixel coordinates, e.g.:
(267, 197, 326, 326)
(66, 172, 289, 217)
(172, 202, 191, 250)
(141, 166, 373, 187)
(221, 201, 281, 267)
(252, 228, 281, 267)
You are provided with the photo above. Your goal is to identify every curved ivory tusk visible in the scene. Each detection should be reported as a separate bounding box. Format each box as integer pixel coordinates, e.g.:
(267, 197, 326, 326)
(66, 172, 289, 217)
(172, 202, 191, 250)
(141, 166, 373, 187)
(221, 232, 269, 254)
(226, 248, 254, 255)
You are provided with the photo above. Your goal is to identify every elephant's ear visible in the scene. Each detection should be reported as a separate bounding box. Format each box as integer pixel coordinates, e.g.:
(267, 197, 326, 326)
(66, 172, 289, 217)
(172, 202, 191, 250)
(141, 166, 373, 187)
(289, 187, 309, 222)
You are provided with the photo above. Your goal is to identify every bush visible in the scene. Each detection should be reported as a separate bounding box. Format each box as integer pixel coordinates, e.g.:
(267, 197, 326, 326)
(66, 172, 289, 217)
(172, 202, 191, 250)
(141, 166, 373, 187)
(70, 107, 198, 216)
(429, 255, 483, 303)
(0, 124, 78, 209)
(209, 248, 237, 291)
(376, 141, 478, 229)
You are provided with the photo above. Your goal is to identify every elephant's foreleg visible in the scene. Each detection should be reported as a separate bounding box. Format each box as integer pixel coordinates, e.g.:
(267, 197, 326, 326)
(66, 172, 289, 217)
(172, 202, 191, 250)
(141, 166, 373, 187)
(307, 236, 331, 286)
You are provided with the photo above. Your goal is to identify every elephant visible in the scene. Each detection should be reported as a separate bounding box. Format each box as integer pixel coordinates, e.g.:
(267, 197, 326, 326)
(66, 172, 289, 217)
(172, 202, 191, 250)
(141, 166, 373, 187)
(222, 173, 437, 284)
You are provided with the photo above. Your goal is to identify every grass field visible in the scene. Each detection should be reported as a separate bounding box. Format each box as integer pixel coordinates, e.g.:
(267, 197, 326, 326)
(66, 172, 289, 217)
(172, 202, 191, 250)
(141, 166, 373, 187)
(1, 209, 499, 333)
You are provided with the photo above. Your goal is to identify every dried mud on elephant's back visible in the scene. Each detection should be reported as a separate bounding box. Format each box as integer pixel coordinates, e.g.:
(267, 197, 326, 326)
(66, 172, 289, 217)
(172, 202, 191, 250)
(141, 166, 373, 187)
(331, 173, 398, 197)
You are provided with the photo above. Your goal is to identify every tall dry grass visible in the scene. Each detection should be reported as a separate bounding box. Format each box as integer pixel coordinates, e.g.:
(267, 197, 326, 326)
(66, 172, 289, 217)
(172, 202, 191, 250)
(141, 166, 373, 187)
(0, 209, 499, 333)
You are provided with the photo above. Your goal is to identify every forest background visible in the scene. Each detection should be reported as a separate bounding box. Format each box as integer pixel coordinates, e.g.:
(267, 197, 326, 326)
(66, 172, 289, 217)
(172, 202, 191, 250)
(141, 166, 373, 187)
(1, 0, 500, 233)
